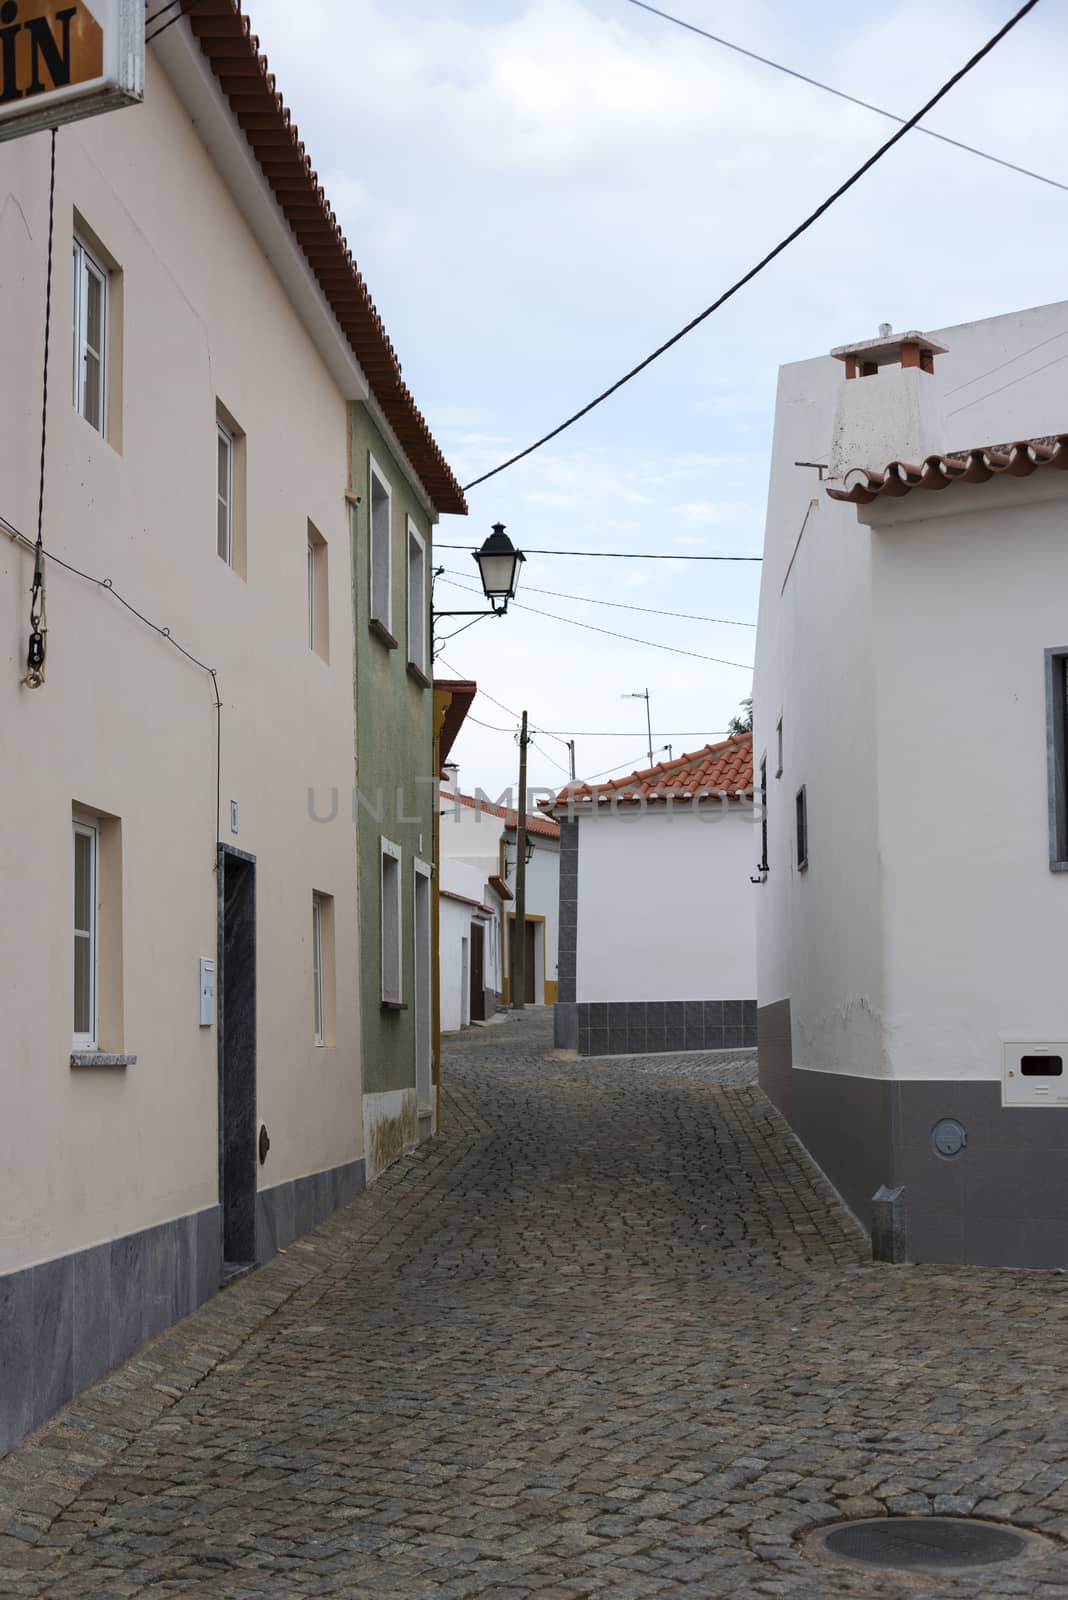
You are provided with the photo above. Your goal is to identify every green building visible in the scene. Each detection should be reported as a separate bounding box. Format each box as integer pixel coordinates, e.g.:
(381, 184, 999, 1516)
(348, 401, 465, 1180)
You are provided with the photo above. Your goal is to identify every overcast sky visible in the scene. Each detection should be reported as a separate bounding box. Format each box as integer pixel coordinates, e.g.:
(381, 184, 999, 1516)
(245, 0, 1066, 797)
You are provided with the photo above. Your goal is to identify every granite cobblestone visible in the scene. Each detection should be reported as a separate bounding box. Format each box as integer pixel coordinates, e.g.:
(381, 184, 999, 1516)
(1, 1012, 1068, 1595)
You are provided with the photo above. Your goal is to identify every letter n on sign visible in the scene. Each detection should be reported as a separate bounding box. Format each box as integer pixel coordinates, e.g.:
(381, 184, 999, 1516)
(0, 0, 143, 142)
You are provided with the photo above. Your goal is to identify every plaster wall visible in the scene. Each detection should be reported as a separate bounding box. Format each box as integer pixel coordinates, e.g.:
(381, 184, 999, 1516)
(574, 806, 756, 1004)
(0, 56, 363, 1277)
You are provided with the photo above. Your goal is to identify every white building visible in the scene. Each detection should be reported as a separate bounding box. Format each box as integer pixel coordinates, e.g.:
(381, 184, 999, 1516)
(0, 4, 460, 1455)
(439, 779, 561, 1008)
(439, 860, 507, 1032)
(551, 737, 757, 1056)
(754, 303, 1068, 1269)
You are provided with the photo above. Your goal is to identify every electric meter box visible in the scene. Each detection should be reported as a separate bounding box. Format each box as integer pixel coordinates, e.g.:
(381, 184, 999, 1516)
(1001, 1040, 1068, 1107)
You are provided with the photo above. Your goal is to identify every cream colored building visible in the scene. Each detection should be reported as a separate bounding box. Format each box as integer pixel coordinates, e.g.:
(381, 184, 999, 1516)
(0, 4, 463, 1455)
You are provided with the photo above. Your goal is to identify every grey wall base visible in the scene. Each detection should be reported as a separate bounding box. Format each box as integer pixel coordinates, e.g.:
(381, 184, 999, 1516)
(0, 1153, 367, 1460)
(576, 1000, 756, 1057)
(554, 1001, 578, 1049)
(0, 1204, 222, 1459)
(256, 1156, 366, 1261)
(758, 998, 1068, 1271)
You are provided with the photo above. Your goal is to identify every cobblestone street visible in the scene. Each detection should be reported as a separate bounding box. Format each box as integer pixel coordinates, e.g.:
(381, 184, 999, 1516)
(4, 1012, 1068, 1597)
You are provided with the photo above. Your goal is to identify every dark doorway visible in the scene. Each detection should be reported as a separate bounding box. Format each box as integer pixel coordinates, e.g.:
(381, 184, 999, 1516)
(470, 922, 485, 1022)
(524, 919, 537, 1004)
(218, 846, 257, 1270)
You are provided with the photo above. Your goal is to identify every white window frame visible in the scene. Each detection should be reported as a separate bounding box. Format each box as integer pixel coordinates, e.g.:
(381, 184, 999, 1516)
(73, 819, 98, 1048)
(380, 837, 403, 1004)
(72, 236, 106, 434)
(217, 421, 234, 565)
(312, 893, 325, 1044)
(369, 454, 393, 633)
(407, 518, 427, 674)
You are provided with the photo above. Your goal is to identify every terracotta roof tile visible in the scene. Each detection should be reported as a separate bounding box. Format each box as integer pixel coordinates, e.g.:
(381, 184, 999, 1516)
(442, 790, 561, 840)
(187, 2, 466, 515)
(556, 732, 753, 807)
(827, 434, 1068, 506)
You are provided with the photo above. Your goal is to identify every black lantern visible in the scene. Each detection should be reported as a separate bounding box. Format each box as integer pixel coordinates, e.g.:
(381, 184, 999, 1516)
(473, 523, 524, 615)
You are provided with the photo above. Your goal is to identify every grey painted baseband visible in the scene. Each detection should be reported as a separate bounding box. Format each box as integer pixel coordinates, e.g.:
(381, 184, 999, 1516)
(576, 999, 757, 1057)
(0, 1152, 367, 1461)
(256, 1156, 366, 1262)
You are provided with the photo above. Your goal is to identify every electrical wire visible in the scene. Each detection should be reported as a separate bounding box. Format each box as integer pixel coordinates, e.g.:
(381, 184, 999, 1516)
(946, 351, 1068, 418)
(624, 0, 1066, 196)
(437, 576, 753, 668)
(436, 657, 575, 754)
(944, 325, 1068, 397)
(438, 567, 755, 626)
(460, 0, 1042, 494)
(146, 0, 209, 44)
(144, 0, 183, 26)
(434, 543, 760, 560)
(582, 745, 671, 782)
(25, 129, 57, 689)
(530, 740, 573, 778)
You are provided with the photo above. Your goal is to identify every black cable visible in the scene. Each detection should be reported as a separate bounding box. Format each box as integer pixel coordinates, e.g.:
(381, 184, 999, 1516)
(36, 130, 56, 553)
(144, 0, 183, 26)
(438, 566, 755, 626)
(461, 0, 1042, 494)
(146, 0, 209, 44)
(434, 544, 761, 560)
(437, 576, 752, 668)
(624, 0, 1066, 196)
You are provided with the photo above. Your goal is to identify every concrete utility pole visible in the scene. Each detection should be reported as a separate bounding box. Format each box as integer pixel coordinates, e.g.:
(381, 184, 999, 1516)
(512, 710, 529, 1010)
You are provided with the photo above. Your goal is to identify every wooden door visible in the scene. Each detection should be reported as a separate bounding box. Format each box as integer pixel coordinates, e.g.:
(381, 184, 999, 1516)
(470, 922, 485, 1022)
(524, 919, 537, 1004)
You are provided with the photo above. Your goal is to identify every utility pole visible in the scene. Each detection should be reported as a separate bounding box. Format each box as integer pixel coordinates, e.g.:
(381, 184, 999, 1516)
(511, 710, 530, 1010)
(623, 688, 653, 767)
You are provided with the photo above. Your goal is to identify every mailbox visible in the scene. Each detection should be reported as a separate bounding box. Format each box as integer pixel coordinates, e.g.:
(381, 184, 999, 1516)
(1002, 1040, 1068, 1108)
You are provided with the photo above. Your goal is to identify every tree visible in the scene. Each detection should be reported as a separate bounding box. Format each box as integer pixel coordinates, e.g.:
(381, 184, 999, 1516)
(727, 696, 753, 736)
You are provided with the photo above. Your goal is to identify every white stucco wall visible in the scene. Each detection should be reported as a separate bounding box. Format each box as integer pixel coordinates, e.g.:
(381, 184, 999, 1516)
(755, 296, 1068, 1084)
(0, 55, 363, 1273)
(575, 806, 757, 1003)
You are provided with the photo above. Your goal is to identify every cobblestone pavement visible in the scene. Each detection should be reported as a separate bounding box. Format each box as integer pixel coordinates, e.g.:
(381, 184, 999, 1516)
(4, 1011, 1068, 1598)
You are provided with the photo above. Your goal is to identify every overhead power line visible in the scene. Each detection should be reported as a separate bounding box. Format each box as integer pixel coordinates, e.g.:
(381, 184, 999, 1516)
(460, 0, 1041, 494)
(624, 0, 1065, 196)
(438, 567, 756, 627)
(146, 0, 209, 44)
(438, 576, 753, 668)
(434, 544, 761, 561)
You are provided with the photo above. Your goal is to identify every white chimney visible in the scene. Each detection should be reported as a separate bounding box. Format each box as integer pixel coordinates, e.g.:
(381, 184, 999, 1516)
(828, 330, 948, 482)
(441, 763, 460, 794)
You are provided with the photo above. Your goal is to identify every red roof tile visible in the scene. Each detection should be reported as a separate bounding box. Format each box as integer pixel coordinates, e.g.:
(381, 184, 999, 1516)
(827, 434, 1068, 506)
(442, 790, 561, 840)
(557, 732, 753, 806)
(187, 2, 466, 515)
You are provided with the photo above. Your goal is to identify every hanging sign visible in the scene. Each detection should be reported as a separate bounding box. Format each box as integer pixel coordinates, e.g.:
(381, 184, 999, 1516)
(0, 0, 143, 143)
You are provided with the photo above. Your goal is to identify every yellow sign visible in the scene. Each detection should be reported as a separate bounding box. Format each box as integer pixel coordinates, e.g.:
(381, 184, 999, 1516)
(0, 0, 142, 141)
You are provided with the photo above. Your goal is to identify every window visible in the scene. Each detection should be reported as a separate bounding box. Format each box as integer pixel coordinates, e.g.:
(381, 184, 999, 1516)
(307, 521, 329, 660)
(217, 422, 233, 563)
(407, 518, 427, 676)
(215, 401, 246, 576)
(312, 894, 324, 1043)
(775, 716, 784, 778)
(73, 236, 106, 433)
(73, 820, 97, 1046)
(796, 784, 808, 871)
(1046, 650, 1068, 871)
(381, 839, 402, 1004)
(369, 456, 393, 636)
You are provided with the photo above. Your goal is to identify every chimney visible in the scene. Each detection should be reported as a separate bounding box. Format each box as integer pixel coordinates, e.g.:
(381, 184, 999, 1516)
(828, 328, 948, 482)
(441, 762, 460, 794)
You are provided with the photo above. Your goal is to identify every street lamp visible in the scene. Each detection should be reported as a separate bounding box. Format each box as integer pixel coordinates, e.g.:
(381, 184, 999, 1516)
(432, 524, 526, 655)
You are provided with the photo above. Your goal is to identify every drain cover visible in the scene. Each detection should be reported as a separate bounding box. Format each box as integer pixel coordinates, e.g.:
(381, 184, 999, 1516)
(817, 1517, 1036, 1573)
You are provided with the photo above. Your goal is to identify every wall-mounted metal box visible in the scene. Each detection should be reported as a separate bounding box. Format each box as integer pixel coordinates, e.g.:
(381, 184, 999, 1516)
(1002, 1040, 1068, 1107)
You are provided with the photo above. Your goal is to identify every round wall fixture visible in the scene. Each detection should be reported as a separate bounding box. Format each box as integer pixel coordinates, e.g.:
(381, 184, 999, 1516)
(258, 1123, 271, 1165)
(931, 1118, 967, 1157)
(809, 1517, 1051, 1575)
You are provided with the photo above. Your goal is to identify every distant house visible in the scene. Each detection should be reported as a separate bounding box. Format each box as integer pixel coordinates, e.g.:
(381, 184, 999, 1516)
(438, 864, 510, 1031)
(550, 737, 757, 1057)
(754, 308, 1068, 1269)
(439, 778, 561, 1008)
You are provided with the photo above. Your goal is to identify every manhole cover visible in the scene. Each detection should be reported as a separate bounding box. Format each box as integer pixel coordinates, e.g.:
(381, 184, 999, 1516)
(813, 1517, 1046, 1574)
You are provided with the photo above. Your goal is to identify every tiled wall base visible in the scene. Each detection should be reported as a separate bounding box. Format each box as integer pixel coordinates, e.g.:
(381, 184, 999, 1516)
(256, 1157, 366, 1262)
(757, 1000, 1068, 1270)
(0, 1205, 221, 1458)
(576, 1000, 757, 1057)
(554, 1001, 578, 1049)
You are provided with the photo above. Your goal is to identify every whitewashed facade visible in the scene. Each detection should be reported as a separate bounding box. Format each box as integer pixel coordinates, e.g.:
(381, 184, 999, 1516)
(754, 301, 1068, 1268)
